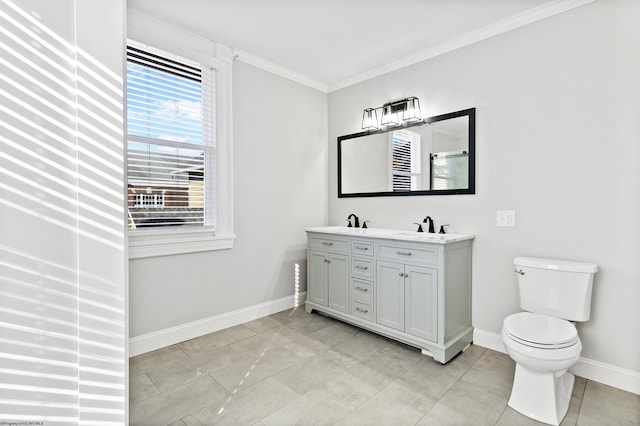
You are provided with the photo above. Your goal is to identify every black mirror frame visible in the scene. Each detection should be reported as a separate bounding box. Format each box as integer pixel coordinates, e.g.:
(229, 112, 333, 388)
(337, 107, 475, 198)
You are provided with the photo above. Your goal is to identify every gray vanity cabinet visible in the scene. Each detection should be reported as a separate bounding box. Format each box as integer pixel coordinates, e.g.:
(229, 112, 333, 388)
(307, 235, 350, 313)
(377, 261, 437, 342)
(305, 228, 474, 364)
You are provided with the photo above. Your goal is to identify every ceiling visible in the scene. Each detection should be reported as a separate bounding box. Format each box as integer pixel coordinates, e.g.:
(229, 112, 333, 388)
(127, 0, 591, 92)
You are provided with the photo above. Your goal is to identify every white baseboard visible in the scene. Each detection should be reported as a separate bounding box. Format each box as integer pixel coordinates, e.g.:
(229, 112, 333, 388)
(129, 292, 306, 357)
(473, 328, 640, 395)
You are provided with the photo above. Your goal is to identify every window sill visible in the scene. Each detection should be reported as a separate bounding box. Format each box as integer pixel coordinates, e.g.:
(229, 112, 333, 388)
(128, 229, 236, 259)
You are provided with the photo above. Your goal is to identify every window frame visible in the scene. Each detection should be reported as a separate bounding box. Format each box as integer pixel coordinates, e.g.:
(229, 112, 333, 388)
(126, 39, 235, 259)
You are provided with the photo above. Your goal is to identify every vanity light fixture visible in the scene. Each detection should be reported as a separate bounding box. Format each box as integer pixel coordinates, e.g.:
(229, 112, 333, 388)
(361, 108, 379, 130)
(361, 96, 422, 130)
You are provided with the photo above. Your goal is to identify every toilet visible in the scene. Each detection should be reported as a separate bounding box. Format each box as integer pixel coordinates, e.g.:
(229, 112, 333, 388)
(502, 256, 598, 425)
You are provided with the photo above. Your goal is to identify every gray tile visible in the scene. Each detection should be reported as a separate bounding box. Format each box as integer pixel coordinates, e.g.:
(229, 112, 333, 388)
(185, 377, 300, 425)
(459, 349, 515, 398)
(228, 325, 307, 358)
(284, 312, 336, 335)
(176, 324, 256, 357)
(130, 375, 228, 426)
(339, 379, 436, 425)
(273, 349, 355, 395)
(332, 330, 391, 361)
(128, 310, 637, 426)
(416, 351, 515, 426)
(303, 321, 361, 349)
(147, 346, 240, 392)
(129, 345, 189, 376)
(269, 306, 309, 324)
(211, 346, 306, 393)
(416, 379, 508, 426)
(243, 315, 284, 333)
(262, 374, 370, 426)
(379, 340, 425, 363)
(337, 347, 419, 396)
(398, 343, 486, 401)
(577, 380, 640, 426)
(129, 374, 159, 405)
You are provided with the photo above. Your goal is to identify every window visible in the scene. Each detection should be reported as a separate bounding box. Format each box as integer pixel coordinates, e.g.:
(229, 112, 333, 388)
(391, 129, 421, 191)
(126, 40, 234, 258)
(126, 44, 214, 229)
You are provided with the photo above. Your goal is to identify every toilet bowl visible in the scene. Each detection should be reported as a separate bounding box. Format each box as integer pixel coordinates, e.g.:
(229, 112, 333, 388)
(503, 257, 597, 425)
(502, 312, 581, 425)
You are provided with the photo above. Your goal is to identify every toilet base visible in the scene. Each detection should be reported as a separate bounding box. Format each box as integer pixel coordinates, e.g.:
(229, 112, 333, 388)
(508, 363, 575, 426)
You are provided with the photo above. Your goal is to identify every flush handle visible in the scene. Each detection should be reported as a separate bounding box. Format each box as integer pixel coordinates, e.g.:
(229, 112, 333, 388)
(514, 269, 525, 275)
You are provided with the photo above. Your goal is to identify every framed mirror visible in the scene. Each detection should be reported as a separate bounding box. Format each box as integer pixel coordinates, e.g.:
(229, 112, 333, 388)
(338, 108, 475, 197)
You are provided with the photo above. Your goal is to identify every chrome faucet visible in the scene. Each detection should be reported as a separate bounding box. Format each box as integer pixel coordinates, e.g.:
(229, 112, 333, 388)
(347, 213, 360, 228)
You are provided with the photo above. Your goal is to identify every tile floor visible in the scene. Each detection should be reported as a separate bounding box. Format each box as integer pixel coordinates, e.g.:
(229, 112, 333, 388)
(130, 307, 640, 425)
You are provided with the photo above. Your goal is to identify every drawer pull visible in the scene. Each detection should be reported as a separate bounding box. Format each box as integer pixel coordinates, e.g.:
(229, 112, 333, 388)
(355, 265, 369, 270)
(355, 286, 368, 292)
(322, 242, 334, 246)
(355, 246, 369, 251)
(355, 307, 369, 314)
(396, 251, 412, 256)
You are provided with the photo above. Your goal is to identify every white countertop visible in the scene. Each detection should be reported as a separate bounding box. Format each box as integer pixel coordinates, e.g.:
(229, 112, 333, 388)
(305, 226, 475, 244)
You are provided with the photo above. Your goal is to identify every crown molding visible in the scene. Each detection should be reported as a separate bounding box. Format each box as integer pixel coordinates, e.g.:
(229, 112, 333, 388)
(327, 0, 596, 92)
(129, 0, 594, 94)
(233, 48, 328, 93)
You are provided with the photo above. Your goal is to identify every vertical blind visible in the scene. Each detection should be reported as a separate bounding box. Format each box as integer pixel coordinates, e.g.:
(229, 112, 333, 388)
(126, 45, 215, 229)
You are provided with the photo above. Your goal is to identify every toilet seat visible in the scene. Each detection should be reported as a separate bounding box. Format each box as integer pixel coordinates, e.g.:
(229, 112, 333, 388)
(504, 312, 578, 349)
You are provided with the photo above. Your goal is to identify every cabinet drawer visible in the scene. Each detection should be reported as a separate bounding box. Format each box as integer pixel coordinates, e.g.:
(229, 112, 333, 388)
(351, 240, 373, 257)
(351, 257, 374, 278)
(352, 299, 374, 322)
(351, 278, 373, 302)
(376, 243, 438, 266)
(309, 236, 349, 253)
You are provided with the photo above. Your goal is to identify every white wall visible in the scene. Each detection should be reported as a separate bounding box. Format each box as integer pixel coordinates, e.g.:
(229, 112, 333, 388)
(0, 0, 127, 422)
(128, 20, 328, 343)
(328, 0, 640, 384)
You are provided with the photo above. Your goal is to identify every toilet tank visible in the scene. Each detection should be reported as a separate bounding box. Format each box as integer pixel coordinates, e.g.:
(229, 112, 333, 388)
(514, 257, 598, 321)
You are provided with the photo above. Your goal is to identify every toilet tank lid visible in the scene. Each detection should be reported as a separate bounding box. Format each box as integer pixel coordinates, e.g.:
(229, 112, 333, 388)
(514, 257, 598, 273)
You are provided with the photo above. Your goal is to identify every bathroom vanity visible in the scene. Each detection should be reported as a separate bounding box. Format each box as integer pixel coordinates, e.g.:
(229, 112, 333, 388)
(305, 226, 474, 364)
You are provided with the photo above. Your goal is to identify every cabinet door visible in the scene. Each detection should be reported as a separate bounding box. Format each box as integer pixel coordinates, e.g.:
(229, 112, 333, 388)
(328, 253, 349, 313)
(376, 260, 404, 331)
(308, 249, 328, 306)
(405, 265, 438, 342)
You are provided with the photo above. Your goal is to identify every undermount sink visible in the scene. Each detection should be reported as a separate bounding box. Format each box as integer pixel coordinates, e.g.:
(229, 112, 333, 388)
(394, 231, 453, 242)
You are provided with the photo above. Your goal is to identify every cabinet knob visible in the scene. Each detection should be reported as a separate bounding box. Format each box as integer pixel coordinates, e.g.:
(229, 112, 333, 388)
(324, 259, 330, 263)
(399, 272, 404, 277)
(404, 273, 409, 278)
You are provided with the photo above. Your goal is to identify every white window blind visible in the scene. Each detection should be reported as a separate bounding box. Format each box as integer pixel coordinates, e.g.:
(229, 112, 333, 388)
(391, 129, 421, 191)
(126, 44, 215, 229)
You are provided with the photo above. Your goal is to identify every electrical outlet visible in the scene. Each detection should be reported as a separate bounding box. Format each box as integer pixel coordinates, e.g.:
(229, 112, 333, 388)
(497, 210, 516, 227)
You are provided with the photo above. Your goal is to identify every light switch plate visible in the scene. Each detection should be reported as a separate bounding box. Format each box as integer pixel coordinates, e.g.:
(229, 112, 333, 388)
(497, 210, 516, 227)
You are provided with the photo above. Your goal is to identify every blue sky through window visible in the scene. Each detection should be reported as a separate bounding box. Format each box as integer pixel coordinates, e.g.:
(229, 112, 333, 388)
(126, 62, 203, 144)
